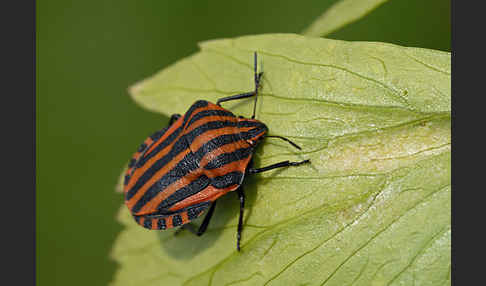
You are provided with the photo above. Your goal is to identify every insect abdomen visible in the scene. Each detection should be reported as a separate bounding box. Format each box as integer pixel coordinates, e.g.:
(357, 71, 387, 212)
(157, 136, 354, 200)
(134, 202, 211, 230)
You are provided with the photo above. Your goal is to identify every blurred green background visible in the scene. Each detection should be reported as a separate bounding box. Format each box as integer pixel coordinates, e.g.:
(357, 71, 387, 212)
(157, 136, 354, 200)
(37, 1, 450, 285)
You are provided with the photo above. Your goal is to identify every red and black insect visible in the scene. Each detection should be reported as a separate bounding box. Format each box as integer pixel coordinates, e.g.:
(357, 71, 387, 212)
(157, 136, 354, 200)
(123, 53, 310, 251)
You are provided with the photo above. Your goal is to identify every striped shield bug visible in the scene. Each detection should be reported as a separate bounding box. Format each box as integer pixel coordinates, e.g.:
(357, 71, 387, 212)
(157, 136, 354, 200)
(123, 52, 310, 251)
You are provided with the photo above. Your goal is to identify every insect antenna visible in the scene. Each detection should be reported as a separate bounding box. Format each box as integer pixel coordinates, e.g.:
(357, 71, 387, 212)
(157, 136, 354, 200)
(265, 135, 302, 150)
(252, 52, 262, 119)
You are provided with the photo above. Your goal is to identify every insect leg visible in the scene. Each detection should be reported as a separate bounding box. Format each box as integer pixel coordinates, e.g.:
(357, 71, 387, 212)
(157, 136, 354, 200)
(247, 159, 310, 174)
(216, 52, 263, 114)
(196, 201, 217, 235)
(175, 201, 217, 236)
(236, 187, 245, 251)
(251, 52, 263, 119)
(265, 135, 302, 150)
(169, 114, 181, 126)
(216, 92, 256, 106)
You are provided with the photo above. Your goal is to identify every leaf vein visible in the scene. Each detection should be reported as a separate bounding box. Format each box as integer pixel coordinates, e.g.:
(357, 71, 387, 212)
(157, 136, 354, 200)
(385, 226, 451, 285)
(224, 271, 263, 286)
(263, 182, 385, 286)
(401, 50, 451, 75)
(238, 49, 411, 109)
(320, 184, 450, 286)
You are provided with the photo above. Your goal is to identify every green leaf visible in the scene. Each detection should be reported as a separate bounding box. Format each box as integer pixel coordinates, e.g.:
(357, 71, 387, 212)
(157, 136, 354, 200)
(302, 0, 390, 37)
(112, 34, 450, 286)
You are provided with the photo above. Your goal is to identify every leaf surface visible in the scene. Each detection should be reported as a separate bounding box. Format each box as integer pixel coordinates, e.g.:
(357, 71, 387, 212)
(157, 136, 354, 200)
(112, 34, 451, 286)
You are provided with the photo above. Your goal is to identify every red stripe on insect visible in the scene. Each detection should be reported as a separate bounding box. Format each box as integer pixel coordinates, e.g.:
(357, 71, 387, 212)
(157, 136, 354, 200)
(124, 131, 185, 193)
(165, 216, 173, 229)
(169, 184, 239, 212)
(180, 212, 190, 225)
(189, 126, 255, 152)
(125, 148, 191, 211)
(143, 119, 183, 157)
(198, 140, 250, 167)
(183, 115, 237, 133)
(182, 103, 228, 130)
(135, 169, 198, 215)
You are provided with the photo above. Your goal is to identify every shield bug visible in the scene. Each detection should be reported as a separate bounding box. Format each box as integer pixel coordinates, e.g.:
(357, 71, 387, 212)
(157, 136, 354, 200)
(123, 52, 310, 251)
